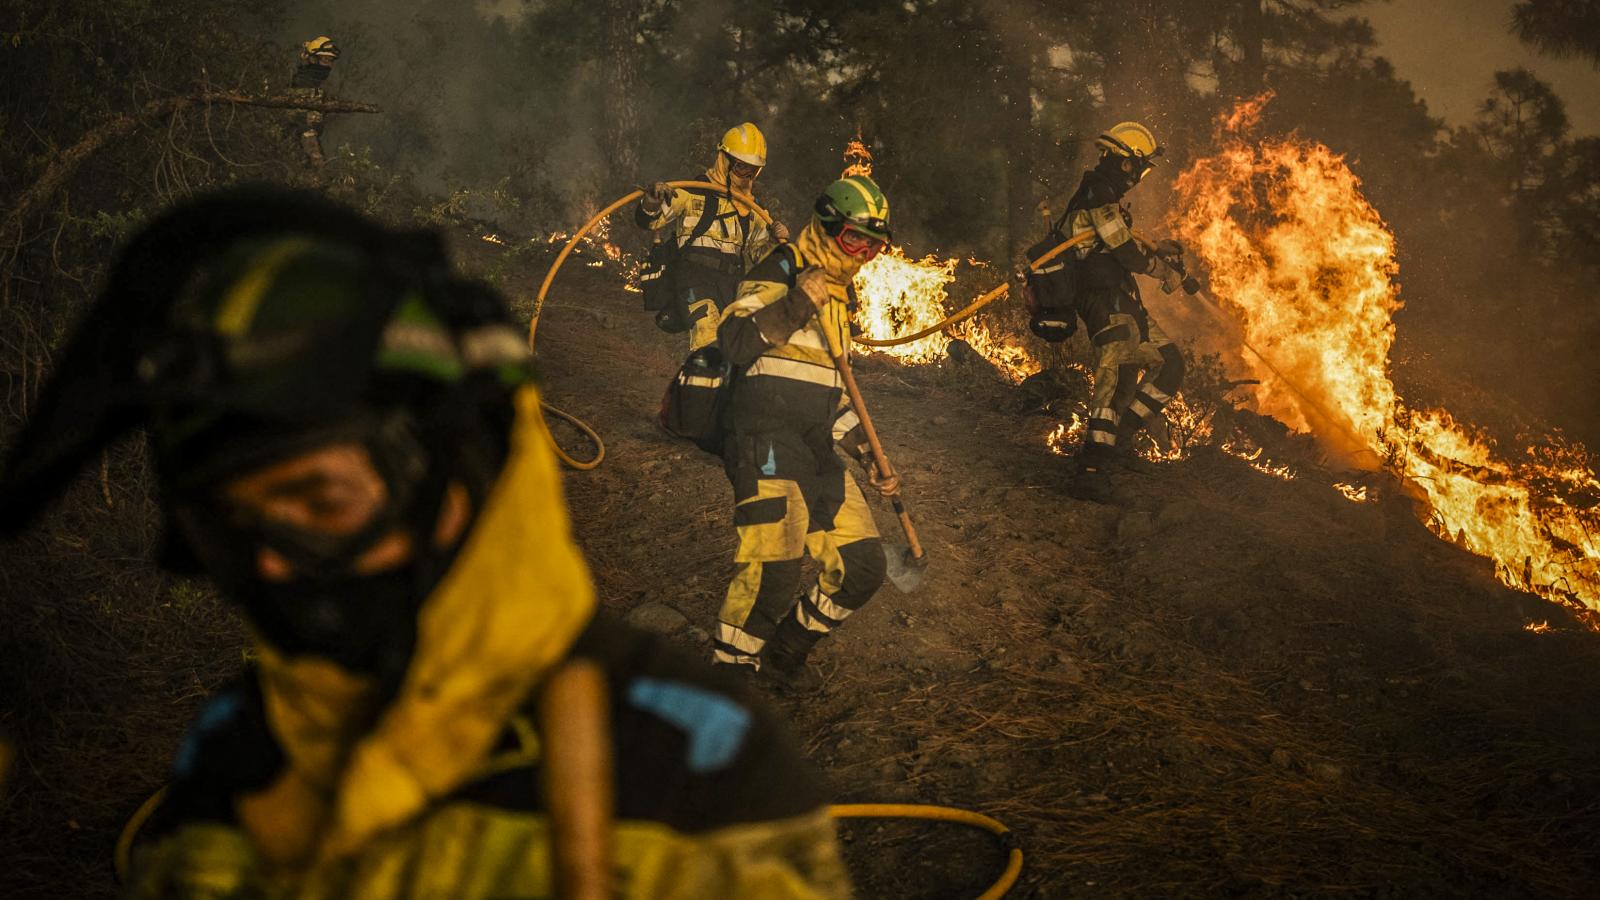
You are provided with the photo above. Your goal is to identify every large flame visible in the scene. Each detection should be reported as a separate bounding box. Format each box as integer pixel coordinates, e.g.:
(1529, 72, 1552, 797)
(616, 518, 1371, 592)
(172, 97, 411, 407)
(1175, 100, 1600, 622)
(852, 248, 1042, 382)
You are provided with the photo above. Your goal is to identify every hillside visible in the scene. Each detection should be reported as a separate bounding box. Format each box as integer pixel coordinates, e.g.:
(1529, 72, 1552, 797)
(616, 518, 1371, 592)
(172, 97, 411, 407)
(1, 230, 1598, 898)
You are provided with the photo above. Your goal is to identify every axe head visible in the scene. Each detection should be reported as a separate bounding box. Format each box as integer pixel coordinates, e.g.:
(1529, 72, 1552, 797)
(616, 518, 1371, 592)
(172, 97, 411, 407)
(884, 543, 929, 593)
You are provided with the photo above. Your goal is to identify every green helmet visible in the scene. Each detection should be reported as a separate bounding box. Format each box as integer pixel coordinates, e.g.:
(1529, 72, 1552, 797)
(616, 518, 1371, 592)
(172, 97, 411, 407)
(814, 175, 891, 242)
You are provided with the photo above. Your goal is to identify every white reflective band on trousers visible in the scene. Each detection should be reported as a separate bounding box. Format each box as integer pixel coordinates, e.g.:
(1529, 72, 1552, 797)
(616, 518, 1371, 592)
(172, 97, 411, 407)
(1127, 397, 1157, 420)
(831, 409, 861, 442)
(716, 622, 766, 653)
(1138, 383, 1173, 405)
(798, 585, 855, 634)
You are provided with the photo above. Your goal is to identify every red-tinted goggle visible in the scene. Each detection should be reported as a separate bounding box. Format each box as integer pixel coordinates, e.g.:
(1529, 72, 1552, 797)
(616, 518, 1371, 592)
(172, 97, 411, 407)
(836, 225, 888, 260)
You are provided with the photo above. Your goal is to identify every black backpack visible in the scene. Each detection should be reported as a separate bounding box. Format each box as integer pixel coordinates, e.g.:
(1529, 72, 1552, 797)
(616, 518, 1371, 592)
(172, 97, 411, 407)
(644, 190, 729, 333)
(659, 343, 735, 455)
(1023, 225, 1082, 342)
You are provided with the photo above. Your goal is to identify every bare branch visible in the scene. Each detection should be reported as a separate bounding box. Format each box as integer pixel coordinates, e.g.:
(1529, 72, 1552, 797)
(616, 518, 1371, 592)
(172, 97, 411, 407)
(2, 92, 382, 242)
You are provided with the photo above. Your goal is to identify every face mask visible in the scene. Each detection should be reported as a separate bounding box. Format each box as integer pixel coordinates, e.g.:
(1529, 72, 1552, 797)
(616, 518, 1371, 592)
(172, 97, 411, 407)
(230, 564, 427, 686)
(173, 418, 460, 685)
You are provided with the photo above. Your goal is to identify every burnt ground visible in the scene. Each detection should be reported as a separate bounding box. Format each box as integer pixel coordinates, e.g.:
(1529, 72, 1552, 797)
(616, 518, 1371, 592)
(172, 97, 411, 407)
(529, 241, 1600, 897)
(2, 231, 1599, 898)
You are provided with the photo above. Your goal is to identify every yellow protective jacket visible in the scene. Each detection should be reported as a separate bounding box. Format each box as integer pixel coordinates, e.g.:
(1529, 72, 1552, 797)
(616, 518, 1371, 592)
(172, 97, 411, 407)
(126, 387, 850, 899)
(636, 158, 775, 273)
(715, 223, 869, 461)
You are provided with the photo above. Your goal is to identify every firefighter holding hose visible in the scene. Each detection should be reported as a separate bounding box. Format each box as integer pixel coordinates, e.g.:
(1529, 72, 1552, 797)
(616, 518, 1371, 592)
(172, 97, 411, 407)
(1026, 121, 1190, 503)
(710, 175, 899, 691)
(0, 188, 849, 898)
(638, 122, 789, 348)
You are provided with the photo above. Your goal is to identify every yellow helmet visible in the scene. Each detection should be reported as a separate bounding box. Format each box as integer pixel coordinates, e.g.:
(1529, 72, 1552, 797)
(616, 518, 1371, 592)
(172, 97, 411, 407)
(718, 123, 767, 168)
(1095, 121, 1161, 162)
(302, 36, 340, 60)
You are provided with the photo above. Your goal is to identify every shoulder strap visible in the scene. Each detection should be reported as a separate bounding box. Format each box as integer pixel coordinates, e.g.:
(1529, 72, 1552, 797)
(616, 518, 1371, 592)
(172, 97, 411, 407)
(682, 190, 720, 247)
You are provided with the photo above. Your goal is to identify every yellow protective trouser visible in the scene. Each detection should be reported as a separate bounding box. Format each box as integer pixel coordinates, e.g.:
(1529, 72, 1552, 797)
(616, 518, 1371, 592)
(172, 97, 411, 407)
(679, 259, 744, 351)
(1084, 310, 1179, 457)
(714, 433, 884, 668)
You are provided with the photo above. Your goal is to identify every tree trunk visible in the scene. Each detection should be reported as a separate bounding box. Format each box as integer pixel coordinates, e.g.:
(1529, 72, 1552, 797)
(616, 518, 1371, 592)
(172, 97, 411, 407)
(1004, 64, 1036, 255)
(1234, 0, 1266, 95)
(601, 0, 645, 185)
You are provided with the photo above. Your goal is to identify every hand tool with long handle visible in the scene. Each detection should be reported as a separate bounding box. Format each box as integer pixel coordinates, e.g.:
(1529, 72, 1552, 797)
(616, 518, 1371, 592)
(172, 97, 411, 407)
(818, 304, 928, 592)
(537, 659, 615, 900)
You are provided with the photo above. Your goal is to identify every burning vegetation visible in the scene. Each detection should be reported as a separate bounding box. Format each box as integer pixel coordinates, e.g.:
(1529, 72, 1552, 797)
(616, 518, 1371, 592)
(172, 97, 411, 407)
(842, 98, 1600, 631)
(1176, 99, 1600, 626)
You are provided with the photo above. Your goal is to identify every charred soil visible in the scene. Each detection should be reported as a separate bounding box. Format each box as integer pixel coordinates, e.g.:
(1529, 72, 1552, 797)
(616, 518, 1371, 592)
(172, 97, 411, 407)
(2, 233, 1599, 898)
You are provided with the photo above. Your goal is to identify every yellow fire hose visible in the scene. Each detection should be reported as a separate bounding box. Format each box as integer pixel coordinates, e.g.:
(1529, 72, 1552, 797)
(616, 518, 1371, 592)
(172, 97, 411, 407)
(829, 802, 1024, 899)
(528, 181, 773, 470)
(114, 790, 1023, 897)
(854, 230, 1093, 348)
(856, 227, 1373, 459)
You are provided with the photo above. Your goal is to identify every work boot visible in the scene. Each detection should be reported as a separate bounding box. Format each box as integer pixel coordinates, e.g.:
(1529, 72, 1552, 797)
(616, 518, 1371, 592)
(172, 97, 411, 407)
(1068, 461, 1119, 505)
(1108, 437, 1157, 473)
(758, 616, 826, 696)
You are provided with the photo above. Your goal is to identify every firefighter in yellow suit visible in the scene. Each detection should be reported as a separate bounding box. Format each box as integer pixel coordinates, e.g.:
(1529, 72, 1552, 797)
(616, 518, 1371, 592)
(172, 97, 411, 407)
(712, 175, 899, 692)
(0, 187, 849, 899)
(638, 123, 789, 349)
(290, 36, 340, 167)
(1026, 121, 1189, 503)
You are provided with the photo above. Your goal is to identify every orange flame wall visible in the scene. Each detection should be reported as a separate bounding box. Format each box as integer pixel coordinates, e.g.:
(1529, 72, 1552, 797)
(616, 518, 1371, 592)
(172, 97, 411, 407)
(1173, 104, 1600, 622)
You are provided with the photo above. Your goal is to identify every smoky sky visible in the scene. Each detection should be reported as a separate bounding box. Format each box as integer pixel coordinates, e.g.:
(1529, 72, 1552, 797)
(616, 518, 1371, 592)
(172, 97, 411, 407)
(1364, 0, 1600, 135)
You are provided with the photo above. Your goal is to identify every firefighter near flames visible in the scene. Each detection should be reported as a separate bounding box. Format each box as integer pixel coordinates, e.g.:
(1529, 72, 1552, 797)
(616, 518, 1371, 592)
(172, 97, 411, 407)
(8, 8, 1600, 894)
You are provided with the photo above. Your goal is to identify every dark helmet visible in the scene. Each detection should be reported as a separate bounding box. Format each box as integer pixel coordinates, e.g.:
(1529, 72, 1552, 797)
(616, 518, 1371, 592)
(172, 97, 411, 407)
(0, 186, 530, 678)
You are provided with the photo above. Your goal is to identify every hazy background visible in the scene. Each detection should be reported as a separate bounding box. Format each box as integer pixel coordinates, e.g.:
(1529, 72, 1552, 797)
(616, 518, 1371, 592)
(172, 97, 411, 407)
(5, 0, 1600, 442)
(1365, 0, 1599, 133)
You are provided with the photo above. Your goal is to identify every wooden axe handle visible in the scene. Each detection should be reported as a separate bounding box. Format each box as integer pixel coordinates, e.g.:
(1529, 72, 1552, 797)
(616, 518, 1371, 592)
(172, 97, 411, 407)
(537, 659, 614, 899)
(819, 310, 925, 560)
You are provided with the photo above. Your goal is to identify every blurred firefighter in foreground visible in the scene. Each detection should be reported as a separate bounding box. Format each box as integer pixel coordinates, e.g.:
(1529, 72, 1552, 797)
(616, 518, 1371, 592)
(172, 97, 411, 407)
(638, 122, 788, 348)
(0, 188, 849, 898)
(290, 36, 340, 167)
(711, 175, 897, 690)
(1025, 121, 1191, 504)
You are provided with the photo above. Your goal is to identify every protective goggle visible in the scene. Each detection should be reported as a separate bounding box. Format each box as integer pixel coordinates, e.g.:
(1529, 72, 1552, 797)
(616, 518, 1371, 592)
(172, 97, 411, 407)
(835, 224, 888, 260)
(724, 154, 762, 179)
(174, 494, 407, 582)
(168, 414, 429, 581)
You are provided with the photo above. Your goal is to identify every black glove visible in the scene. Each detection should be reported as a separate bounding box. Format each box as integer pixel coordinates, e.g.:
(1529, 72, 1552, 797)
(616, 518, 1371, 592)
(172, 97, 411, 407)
(641, 182, 673, 213)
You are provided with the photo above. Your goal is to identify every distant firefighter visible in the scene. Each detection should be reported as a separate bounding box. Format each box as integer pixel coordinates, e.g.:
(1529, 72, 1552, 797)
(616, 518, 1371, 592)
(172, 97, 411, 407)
(0, 188, 850, 898)
(637, 122, 788, 349)
(1024, 121, 1191, 504)
(290, 35, 340, 167)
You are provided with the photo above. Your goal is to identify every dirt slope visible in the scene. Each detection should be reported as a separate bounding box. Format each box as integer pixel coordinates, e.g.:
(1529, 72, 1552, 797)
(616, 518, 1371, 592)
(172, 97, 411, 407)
(525, 240, 1600, 898)
(1, 231, 1597, 899)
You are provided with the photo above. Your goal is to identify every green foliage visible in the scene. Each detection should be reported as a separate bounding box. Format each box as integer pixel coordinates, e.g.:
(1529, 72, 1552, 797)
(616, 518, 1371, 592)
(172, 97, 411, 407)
(1513, 0, 1600, 68)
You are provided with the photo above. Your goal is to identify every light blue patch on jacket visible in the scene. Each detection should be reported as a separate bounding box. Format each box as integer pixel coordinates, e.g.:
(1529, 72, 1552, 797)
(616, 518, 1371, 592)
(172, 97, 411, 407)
(760, 442, 778, 476)
(627, 678, 752, 774)
(173, 692, 242, 777)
